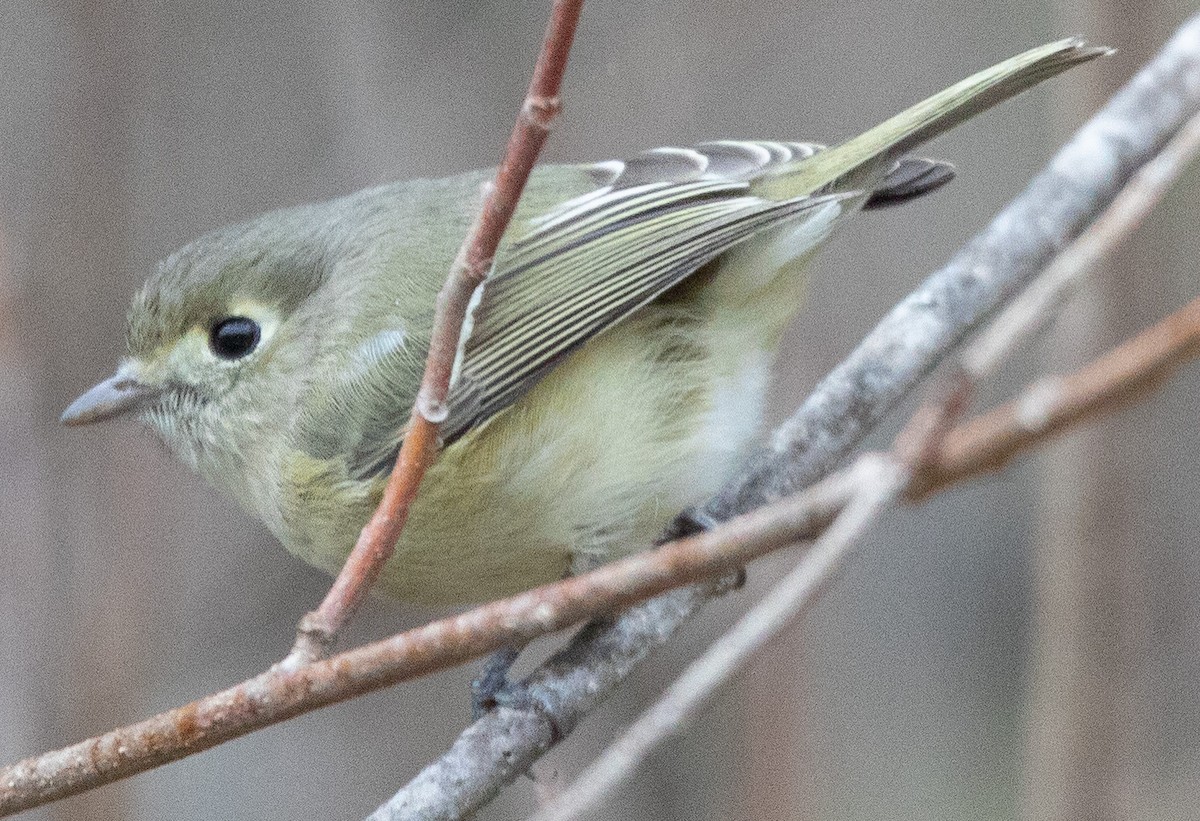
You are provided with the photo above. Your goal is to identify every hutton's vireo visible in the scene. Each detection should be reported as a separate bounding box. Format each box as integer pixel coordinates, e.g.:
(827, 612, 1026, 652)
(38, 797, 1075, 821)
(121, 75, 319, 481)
(62, 41, 1104, 603)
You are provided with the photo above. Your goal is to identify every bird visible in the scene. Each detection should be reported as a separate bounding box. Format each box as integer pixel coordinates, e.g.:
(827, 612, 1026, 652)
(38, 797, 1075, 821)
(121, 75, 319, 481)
(62, 39, 1105, 605)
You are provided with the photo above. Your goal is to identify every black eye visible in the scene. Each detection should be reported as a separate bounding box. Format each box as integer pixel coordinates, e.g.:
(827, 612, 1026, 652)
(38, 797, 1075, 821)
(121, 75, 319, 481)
(209, 316, 261, 360)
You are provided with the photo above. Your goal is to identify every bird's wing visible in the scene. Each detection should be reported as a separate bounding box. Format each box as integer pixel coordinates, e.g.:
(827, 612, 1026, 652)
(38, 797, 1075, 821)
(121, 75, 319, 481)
(442, 141, 847, 443)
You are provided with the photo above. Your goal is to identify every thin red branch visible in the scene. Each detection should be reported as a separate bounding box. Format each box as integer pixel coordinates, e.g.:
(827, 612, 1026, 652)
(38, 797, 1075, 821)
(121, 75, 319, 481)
(289, 0, 585, 663)
(909, 294, 1200, 499)
(0, 473, 854, 817)
(4, 296, 1199, 817)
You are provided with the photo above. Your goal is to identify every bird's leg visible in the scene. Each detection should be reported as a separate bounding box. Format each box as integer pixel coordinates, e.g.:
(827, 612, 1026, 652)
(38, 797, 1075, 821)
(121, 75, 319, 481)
(663, 506, 747, 589)
(469, 528, 626, 725)
(669, 505, 721, 539)
(468, 514, 744, 725)
(470, 645, 526, 721)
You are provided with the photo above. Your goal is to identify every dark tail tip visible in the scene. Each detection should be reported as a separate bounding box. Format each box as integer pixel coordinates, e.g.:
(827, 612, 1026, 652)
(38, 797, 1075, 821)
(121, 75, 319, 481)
(862, 156, 957, 210)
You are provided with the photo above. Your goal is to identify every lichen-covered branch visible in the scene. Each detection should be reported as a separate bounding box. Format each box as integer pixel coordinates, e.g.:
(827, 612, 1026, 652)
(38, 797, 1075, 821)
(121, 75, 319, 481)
(691, 11, 1200, 526)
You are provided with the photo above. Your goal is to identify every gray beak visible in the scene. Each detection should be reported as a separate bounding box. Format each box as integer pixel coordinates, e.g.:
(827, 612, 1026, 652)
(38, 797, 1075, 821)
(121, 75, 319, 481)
(61, 366, 158, 426)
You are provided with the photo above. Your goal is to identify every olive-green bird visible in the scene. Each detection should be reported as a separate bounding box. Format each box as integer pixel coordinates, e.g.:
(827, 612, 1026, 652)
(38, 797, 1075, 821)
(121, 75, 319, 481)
(63, 40, 1104, 604)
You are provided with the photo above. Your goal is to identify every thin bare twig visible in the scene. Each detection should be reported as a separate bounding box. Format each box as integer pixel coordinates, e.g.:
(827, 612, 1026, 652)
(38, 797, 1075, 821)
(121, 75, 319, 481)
(911, 294, 1200, 499)
(364, 580, 737, 821)
(901, 107, 1200, 490)
(528, 457, 907, 821)
(288, 0, 585, 665)
(962, 109, 1200, 379)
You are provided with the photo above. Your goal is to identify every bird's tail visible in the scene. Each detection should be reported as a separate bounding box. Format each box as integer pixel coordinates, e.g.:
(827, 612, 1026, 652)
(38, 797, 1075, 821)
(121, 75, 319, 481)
(753, 38, 1111, 200)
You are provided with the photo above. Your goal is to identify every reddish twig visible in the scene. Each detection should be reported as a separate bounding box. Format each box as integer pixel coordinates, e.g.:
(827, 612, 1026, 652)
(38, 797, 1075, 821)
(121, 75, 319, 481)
(0, 472, 854, 817)
(289, 0, 585, 664)
(909, 294, 1200, 499)
(5, 297, 1199, 817)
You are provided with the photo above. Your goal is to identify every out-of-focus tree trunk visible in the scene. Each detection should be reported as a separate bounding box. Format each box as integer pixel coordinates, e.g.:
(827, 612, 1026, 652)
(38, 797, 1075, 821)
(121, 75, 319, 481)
(16, 4, 146, 820)
(1022, 2, 1167, 818)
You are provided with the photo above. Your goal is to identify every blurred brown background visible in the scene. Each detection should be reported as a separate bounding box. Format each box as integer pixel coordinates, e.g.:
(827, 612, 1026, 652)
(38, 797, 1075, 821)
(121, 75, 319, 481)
(2, 1, 1199, 819)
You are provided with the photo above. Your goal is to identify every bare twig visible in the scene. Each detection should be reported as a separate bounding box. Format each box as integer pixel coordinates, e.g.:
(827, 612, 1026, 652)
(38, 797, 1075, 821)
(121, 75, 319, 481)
(911, 294, 1200, 499)
(527, 458, 907, 821)
(962, 109, 1200, 379)
(288, 0, 585, 665)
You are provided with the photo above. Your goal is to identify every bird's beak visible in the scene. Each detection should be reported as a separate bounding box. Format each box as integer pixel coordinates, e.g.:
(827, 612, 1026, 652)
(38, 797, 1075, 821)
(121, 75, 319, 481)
(61, 365, 158, 427)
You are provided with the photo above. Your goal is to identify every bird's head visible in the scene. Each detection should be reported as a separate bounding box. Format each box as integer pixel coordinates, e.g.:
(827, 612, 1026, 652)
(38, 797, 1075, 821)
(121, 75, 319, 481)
(62, 213, 329, 476)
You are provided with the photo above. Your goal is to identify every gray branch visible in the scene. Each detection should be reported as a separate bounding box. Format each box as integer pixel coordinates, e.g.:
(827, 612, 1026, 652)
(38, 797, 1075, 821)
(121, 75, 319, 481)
(374, 12, 1200, 820)
(368, 583, 726, 821)
(702, 15, 1200, 522)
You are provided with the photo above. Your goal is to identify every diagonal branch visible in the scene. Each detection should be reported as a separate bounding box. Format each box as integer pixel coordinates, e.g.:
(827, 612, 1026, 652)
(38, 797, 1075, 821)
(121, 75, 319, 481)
(961, 109, 1200, 379)
(288, 0, 586, 665)
(685, 10, 1200, 528)
(385, 12, 1200, 819)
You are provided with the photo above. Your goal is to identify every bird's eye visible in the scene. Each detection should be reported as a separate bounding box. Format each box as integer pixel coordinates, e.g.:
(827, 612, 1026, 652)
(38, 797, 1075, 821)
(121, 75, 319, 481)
(209, 316, 261, 360)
